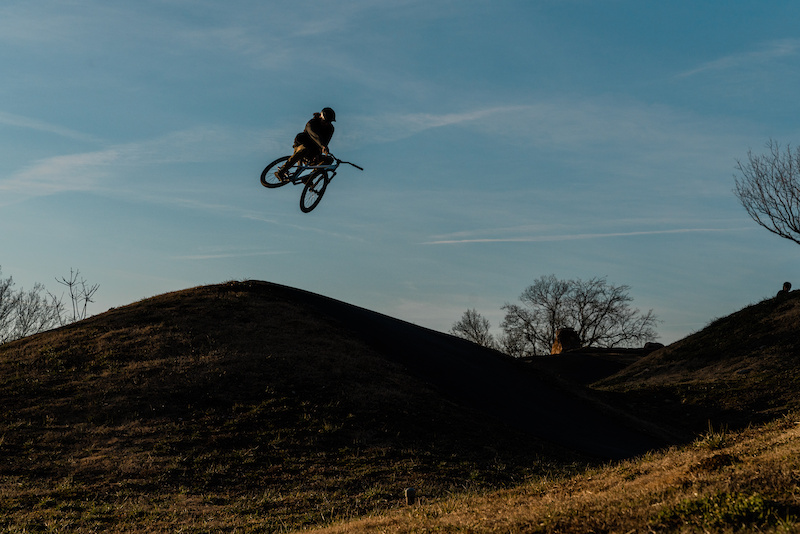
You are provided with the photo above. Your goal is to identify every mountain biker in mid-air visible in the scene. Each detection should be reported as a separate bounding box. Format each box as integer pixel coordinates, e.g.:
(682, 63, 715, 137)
(274, 107, 336, 182)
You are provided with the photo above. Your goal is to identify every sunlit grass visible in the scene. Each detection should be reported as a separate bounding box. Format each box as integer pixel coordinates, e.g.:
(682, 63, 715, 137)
(314, 416, 800, 533)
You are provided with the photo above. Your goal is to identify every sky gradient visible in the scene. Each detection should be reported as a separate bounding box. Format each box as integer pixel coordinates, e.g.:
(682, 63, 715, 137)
(2, 1, 800, 345)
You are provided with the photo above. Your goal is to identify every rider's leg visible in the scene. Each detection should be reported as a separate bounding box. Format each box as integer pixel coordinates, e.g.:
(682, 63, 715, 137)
(304, 153, 331, 184)
(275, 145, 309, 180)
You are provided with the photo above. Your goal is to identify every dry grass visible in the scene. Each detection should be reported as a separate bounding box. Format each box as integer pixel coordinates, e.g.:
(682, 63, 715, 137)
(314, 415, 800, 533)
(0, 281, 582, 533)
(2, 282, 800, 532)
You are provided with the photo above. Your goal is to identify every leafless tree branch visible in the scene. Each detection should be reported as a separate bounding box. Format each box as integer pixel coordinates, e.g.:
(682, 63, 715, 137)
(734, 139, 800, 245)
(450, 308, 496, 348)
(56, 268, 100, 322)
(500, 275, 659, 357)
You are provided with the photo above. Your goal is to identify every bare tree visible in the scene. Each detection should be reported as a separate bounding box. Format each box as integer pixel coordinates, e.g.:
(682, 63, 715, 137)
(11, 283, 64, 340)
(496, 328, 530, 359)
(734, 139, 800, 245)
(0, 267, 98, 345)
(450, 308, 496, 348)
(56, 268, 100, 322)
(0, 267, 65, 344)
(0, 269, 18, 342)
(501, 274, 658, 357)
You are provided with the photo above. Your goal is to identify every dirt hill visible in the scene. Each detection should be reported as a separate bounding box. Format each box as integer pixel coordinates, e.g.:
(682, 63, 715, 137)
(0, 280, 664, 532)
(3, 281, 798, 532)
(312, 414, 800, 534)
(304, 290, 800, 534)
(595, 289, 800, 435)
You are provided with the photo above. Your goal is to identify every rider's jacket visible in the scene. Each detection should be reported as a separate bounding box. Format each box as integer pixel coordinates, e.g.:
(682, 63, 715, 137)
(294, 114, 334, 153)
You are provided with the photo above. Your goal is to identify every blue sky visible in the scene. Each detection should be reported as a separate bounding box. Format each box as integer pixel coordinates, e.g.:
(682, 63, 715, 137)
(2, 1, 799, 345)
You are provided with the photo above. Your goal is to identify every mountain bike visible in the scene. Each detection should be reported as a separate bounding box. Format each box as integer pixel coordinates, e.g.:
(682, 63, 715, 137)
(260, 154, 363, 213)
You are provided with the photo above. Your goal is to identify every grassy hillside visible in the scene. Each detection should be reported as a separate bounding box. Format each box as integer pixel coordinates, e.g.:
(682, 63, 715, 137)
(596, 290, 800, 435)
(306, 291, 800, 534)
(311, 414, 800, 533)
(3, 281, 798, 532)
(0, 280, 659, 532)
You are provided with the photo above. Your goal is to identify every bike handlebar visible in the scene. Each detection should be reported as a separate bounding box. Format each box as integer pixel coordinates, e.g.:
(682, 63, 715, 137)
(343, 161, 364, 171)
(331, 155, 363, 171)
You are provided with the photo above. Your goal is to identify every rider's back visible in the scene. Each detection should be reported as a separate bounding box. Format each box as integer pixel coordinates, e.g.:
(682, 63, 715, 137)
(294, 113, 334, 151)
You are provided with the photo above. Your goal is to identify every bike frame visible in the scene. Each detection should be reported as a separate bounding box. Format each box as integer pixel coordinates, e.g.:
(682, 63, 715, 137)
(284, 155, 362, 185)
(260, 152, 362, 212)
(284, 160, 339, 185)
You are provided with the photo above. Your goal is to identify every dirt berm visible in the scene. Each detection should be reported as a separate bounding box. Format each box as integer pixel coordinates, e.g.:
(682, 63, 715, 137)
(265, 281, 668, 458)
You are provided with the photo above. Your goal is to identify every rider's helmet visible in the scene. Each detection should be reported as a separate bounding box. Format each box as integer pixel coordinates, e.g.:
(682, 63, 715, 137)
(322, 107, 336, 122)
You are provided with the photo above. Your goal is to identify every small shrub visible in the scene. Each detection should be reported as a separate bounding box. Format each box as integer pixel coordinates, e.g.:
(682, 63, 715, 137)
(695, 420, 728, 450)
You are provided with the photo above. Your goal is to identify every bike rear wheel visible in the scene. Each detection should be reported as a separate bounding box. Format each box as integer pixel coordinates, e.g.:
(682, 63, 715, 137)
(300, 173, 328, 213)
(260, 156, 292, 188)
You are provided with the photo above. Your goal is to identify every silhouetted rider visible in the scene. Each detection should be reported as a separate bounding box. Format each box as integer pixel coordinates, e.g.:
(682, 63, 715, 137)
(777, 281, 792, 300)
(275, 107, 336, 182)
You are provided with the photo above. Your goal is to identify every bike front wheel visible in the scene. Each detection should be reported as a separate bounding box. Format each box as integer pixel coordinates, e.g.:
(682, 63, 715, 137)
(260, 156, 291, 188)
(300, 173, 328, 213)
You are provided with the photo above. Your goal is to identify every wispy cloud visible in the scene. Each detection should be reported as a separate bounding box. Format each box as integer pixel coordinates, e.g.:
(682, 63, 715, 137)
(354, 98, 738, 150)
(350, 98, 745, 185)
(243, 213, 368, 243)
(172, 250, 293, 260)
(423, 227, 748, 245)
(351, 106, 527, 143)
(678, 38, 800, 78)
(0, 125, 280, 202)
(171, 0, 450, 71)
(0, 111, 102, 144)
(0, 149, 121, 197)
(0, 4, 83, 44)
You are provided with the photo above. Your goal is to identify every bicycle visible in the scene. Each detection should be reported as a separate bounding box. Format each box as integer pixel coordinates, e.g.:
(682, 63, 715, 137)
(260, 154, 363, 213)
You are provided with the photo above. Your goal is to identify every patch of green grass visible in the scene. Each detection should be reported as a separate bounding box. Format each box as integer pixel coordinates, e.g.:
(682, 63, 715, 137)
(653, 491, 784, 532)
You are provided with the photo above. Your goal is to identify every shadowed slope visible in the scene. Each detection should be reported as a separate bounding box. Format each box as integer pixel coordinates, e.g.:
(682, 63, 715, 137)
(304, 292, 800, 534)
(0, 280, 666, 532)
(597, 290, 800, 434)
(290, 282, 668, 458)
